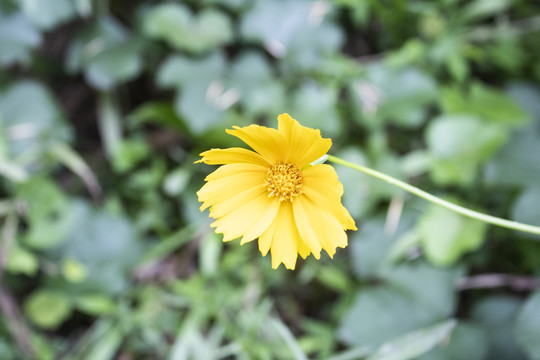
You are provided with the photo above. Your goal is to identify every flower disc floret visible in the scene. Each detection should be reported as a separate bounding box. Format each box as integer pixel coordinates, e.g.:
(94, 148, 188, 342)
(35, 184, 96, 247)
(265, 162, 303, 202)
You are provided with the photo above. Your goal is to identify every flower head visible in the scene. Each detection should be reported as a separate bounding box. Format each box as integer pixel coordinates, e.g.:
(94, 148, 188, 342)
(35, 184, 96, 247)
(196, 113, 357, 270)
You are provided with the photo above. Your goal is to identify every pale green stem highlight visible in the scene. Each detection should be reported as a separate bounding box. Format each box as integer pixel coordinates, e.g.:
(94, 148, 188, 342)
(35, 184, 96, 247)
(327, 155, 540, 236)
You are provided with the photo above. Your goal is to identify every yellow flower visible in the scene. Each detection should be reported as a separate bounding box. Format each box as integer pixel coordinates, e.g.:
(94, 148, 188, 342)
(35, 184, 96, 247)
(196, 113, 357, 270)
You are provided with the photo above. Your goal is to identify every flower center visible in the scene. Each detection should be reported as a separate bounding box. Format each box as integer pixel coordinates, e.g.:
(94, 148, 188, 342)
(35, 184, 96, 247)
(265, 162, 303, 202)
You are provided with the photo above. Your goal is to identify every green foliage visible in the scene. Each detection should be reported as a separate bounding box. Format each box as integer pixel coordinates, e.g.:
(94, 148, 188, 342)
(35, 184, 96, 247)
(514, 292, 540, 359)
(339, 263, 459, 348)
(418, 204, 487, 266)
(0, 11, 41, 66)
(24, 289, 72, 329)
(143, 3, 234, 53)
(1, 0, 540, 358)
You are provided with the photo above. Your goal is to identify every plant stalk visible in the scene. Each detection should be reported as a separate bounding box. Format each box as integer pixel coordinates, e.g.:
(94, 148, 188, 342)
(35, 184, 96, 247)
(327, 155, 540, 236)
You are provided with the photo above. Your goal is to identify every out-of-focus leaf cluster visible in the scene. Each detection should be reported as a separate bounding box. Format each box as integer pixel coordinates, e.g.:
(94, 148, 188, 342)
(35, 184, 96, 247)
(1, 0, 540, 359)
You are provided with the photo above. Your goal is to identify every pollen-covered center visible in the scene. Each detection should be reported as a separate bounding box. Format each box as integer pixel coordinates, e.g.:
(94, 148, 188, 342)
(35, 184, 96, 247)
(265, 162, 303, 202)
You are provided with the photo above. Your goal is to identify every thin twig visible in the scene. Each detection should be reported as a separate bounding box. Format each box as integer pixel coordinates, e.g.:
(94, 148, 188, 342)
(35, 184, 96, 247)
(0, 212, 16, 279)
(0, 208, 35, 357)
(457, 274, 540, 291)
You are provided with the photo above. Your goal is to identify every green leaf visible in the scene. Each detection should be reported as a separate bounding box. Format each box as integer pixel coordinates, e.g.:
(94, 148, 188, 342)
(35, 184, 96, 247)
(5, 243, 38, 276)
(21, 0, 77, 30)
(290, 82, 341, 137)
(316, 265, 351, 293)
(24, 290, 72, 329)
(349, 216, 416, 277)
(59, 200, 143, 294)
(0, 339, 16, 360)
(62, 258, 88, 283)
(418, 322, 488, 360)
(352, 66, 437, 127)
(485, 83, 540, 187)
(241, 0, 343, 69)
(462, 0, 511, 22)
(85, 42, 143, 90)
(240, 1, 312, 50)
(174, 85, 231, 134)
(366, 320, 457, 360)
(441, 84, 529, 125)
(82, 321, 123, 360)
(156, 52, 226, 90)
(0, 11, 41, 67)
(17, 177, 73, 249)
(484, 130, 540, 187)
(0, 80, 72, 159)
(66, 18, 143, 90)
(426, 115, 507, 185)
(506, 82, 540, 120)
(0, 160, 29, 182)
(111, 138, 150, 173)
(163, 167, 191, 197)
(75, 294, 117, 315)
(472, 295, 527, 360)
(511, 187, 540, 240)
(339, 263, 458, 348)
(283, 21, 344, 71)
(156, 52, 234, 134)
(143, 4, 233, 53)
(514, 291, 540, 360)
(383, 264, 459, 318)
(229, 52, 286, 116)
(387, 39, 427, 68)
(419, 205, 486, 266)
(129, 101, 185, 133)
(64, 319, 123, 360)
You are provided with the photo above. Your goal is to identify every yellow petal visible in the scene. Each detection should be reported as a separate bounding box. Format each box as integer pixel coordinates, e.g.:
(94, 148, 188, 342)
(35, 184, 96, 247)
(240, 196, 280, 245)
(208, 185, 266, 219)
(258, 217, 276, 257)
(204, 162, 266, 182)
(197, 164, 266, 211)
(197, 147, 270, 167)
(296, 236, 311, 259)
(294, 196, 348, 258)
(268, 202, 299, 270)
(292, 198, 322, 259)
(226, 125, 286, 164)
(302, 164, 357, 230)
(211, 193, 275, 242)
(277, 113, 332, 168)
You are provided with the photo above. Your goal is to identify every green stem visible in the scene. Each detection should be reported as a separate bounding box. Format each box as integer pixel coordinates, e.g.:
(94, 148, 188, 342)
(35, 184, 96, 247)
(327, 155, 540, 236)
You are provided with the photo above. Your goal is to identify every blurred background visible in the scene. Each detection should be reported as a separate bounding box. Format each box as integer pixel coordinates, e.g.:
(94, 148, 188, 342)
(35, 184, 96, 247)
(1, 0, 540, 359)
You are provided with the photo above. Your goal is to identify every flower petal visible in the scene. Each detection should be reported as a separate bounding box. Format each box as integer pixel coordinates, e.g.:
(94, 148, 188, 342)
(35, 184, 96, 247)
(268, 202, 299, 269)
(294, 196, 348, 258)
(226, 125, 287, 164)
(302, 164, 357, 230)
(197, 164, 266, 211)
(240, 196, 280, 245)
(211, 193, 275, 242)
(277, 113, 332, 168)
(208, 185, 266, 219)
(296, 233, 312, 260)
(292, 198, 322, 259)
(258, 202, 302, 269)
(258, 217, 275, 257)
(197, 147, 270, 167)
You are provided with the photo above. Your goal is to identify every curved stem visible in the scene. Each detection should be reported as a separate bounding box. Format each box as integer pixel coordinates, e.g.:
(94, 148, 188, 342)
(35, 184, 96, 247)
(327, 155, 540, 236)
